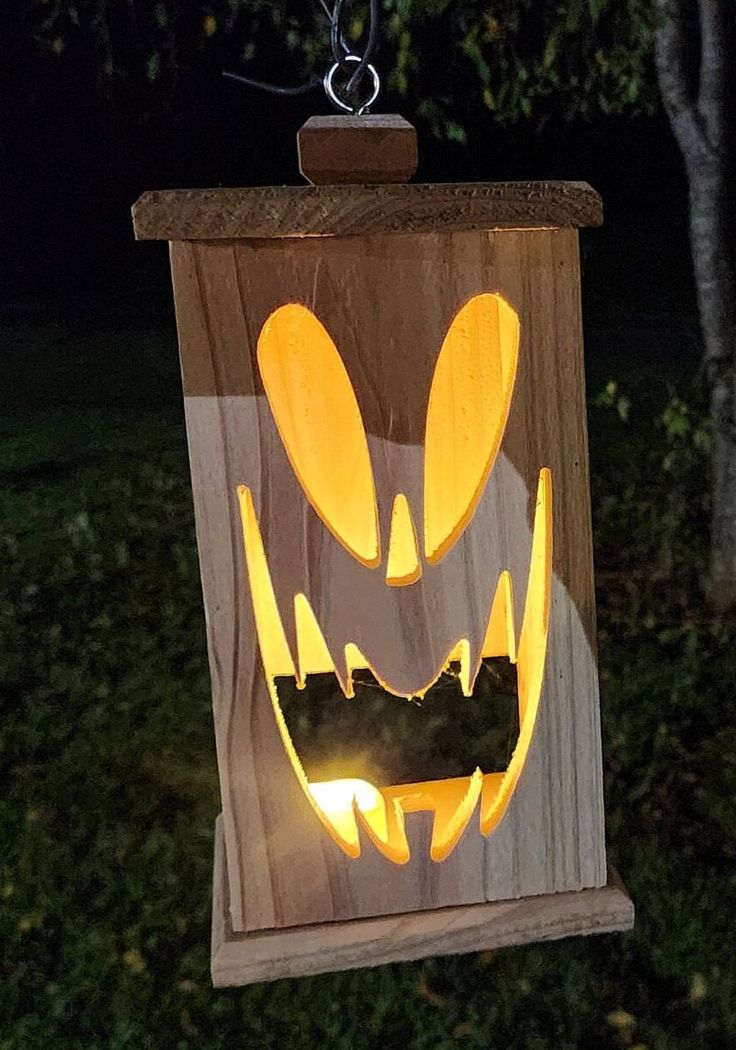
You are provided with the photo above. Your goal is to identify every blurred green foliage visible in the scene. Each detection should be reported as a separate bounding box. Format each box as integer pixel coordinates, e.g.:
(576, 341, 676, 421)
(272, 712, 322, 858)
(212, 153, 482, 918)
(2, 301, 736, 1046)
(28, 0, 658, 136)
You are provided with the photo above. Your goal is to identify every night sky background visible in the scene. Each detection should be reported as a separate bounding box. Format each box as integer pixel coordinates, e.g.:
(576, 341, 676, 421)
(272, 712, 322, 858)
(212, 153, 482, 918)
(1, 10, 694, 327)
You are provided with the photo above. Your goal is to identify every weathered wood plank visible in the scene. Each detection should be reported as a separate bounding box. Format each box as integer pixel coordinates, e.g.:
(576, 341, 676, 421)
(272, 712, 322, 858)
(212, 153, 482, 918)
(211, 816, 633, 986)
(132, 181, 602, 240)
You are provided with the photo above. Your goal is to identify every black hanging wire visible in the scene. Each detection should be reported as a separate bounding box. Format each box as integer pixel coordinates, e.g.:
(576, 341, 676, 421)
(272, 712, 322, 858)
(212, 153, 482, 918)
(324, 0, 352, 61)
(333, 0, 379, 102)
(221, 70, 322, 97)
(223, 0, 380, 113)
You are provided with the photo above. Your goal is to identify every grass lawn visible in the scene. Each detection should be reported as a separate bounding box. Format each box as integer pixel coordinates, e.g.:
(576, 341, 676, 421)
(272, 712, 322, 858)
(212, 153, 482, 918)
(2, 243, 736, 1049)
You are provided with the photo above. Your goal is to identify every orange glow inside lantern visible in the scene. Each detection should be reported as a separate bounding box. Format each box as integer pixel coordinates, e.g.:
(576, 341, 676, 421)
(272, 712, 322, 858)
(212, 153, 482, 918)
(236, 293, 552, 864)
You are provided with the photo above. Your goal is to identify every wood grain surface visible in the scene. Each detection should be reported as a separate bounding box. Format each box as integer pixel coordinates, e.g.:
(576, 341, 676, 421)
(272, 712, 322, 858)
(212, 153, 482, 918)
(211, 816, 633, 986)
(132, 181, 602, 240)
(297, 114, 418, 185)
(169, 226, 608, 934)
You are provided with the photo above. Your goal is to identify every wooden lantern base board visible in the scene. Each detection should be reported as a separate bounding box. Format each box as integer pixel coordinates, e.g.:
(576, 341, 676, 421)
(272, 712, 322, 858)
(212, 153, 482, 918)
(211, 817, 633, 987)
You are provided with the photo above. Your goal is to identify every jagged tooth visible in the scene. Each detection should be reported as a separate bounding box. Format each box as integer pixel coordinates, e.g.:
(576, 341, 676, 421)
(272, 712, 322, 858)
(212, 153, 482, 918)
(341, 645, 356, 699)
(385, 796, 411, 863)
(356, 789, 410, 864)
(482, 570, 517, 662)
(307, 781, 363, 858)
(293, 593, 336, 686)
(237, 486, 295, 681)
(376, 775, 482, 862)
(307, 778, 413, 863)
(343, 642, 370, 699)
(430, 769, 483, 861)
(444, 640, 480, 697)
(457, 639, 473, 697)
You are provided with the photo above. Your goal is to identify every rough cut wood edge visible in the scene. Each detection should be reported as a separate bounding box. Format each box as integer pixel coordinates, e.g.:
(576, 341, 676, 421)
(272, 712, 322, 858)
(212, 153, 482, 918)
(211, 817, 633, 987)
(132, 181, 602, 241)
(297, 114, 418, 185)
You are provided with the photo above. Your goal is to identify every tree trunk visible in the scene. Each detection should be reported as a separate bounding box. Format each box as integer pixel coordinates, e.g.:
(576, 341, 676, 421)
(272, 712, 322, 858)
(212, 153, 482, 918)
(654, 0, 736, 611)
(691, 170, 736, 610)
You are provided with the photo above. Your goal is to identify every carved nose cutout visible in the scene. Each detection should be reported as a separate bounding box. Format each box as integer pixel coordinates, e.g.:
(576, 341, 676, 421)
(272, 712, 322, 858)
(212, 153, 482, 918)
(386, 494, 421, 586)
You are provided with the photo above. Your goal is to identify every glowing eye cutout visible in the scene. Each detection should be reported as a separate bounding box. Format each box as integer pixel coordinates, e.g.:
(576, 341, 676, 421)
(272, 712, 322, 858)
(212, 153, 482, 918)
(258, 304, 380, 567)
(424, 293, 520, 563)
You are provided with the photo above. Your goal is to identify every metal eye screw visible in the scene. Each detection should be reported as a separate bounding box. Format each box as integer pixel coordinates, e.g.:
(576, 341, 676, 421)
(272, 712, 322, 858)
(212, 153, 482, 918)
(324, 54, 381, 115)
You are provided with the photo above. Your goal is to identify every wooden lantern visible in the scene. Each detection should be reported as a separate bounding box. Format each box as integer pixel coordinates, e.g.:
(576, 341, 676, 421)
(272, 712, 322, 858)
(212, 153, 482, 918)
(133, 116, 632, 986)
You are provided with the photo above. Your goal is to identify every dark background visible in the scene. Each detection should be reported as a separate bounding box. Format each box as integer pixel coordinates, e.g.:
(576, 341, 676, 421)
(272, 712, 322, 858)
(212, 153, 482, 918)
(1, 9, 694, 320)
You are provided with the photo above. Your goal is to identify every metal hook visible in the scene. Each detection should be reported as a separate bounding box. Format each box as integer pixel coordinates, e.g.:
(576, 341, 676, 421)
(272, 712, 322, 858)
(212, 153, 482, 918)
(324, 54, 380, 114)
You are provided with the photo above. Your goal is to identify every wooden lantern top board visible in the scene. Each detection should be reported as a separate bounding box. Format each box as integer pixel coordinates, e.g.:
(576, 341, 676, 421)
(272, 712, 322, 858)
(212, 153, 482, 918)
(132, 180, 602, 240)
(133, 177, 631, 986)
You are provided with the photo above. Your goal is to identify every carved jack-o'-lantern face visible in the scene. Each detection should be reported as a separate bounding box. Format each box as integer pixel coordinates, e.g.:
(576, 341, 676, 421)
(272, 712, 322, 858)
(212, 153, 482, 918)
(237, 293, 552, 864)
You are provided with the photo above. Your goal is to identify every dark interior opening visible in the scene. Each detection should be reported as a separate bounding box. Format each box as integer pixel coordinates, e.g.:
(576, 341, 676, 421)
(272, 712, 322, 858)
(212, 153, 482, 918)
(276, 657, 520, 786)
